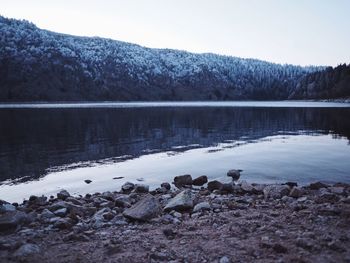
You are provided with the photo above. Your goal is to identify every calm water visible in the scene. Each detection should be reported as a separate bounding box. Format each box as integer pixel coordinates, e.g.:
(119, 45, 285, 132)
(0, 101, 350, 202)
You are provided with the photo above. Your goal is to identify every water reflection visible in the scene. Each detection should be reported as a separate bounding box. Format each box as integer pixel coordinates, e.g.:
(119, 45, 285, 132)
(0, 106, 350, 183)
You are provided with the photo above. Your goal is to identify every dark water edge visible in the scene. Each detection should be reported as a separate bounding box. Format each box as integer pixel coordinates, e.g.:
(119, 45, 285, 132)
(0, 101, 349, 201)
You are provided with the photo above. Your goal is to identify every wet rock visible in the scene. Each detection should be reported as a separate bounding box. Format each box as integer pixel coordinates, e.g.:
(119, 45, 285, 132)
(289, 186, 304, 198)
(134, 184, 149, 193)
(121, 182, 135, 193)
(263, 184, 290, 199)
(90, 208, 112, 228)
(308, 182, 328, 190)
(163, 228, 177, 239)
(192, 175, 208, 186)
(0, 203, 16, 213)
(48, 201, 69, 211)
(0, 211, 29, 232)
(193, 202, 211, 213)
(164, 190, 194, 212)
(207, 180, 223, 191)
(285, 182, 298, 188)
(123, 195, 161, 221)
(13, 243, 40, 257)
(57, 190, 70, 200)
(28, 195, 47, 206)
(54, 208, 68, 217)
(161, 182, 171, 190)
(174, 174, 193, 188)
(66, 197, 84, 206)
(113, 176, 124, 180)
(227, 169, 242, 181)
(84, 179, 92, 184)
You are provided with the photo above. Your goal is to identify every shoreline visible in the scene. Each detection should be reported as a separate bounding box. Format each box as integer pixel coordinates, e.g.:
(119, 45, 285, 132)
(1, 174, 350, 262)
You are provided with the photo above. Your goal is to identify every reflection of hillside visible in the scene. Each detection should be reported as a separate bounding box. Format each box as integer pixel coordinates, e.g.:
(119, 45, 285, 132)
(0, 107, 349, 182)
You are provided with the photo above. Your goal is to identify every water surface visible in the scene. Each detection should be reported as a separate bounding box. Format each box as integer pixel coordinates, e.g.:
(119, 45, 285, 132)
(0, 101, 349, 202)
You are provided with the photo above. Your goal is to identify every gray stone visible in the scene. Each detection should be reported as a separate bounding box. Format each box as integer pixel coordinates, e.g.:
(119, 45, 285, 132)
(308, 182, 328, 190)
(53, 218, 74, 229)
(0, 203, 16, 213)
(48, 201, 69, 211)
(123, 195, 161, 221)
(263, 184, 290, 199)
(84, 179, 92, 184)
(14, 243, 40, 257)
(174, 174, 193, 188)
(207, 180, 223, 191)
(193, 202, 211, 213)
(240, 181, 254, 193)
(115, 196, 131, 208)
(54, 208, 68, 217)
(219, 256, 231, 263)
(161, 182, 171, 190)
(289, 186, 304, 198)
(28, 195, 47, 206)
(0, 211, 29, 232)
(329, 186, 345, 195)
(192, 175, 208, 186)
(134, 184, 149, 193)
(57, 190, 70, 200)
(121, 182, 135, 193)
(227, 169, 242, 181)
(164, 190, 194, 212)
(39, 209, 55, 222)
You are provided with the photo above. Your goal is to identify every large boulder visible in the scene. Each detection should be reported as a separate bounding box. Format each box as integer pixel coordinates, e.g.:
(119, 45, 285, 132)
(0, 211, 29, 232)
(207, 180, 223, 191)
(57, 190, 70, 200)
(174, 174, 193, 188)
(123, 195, 161, 221)
(164, 190, 194, 212)
(121, 182, 135, 193)
(192, 176, 208, 186)
(263, 184, 290, 199)
(227, 169, 242, 181)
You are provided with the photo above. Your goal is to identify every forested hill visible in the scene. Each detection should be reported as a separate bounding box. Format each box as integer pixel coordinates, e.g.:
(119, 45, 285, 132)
(0, 16, 349, 101)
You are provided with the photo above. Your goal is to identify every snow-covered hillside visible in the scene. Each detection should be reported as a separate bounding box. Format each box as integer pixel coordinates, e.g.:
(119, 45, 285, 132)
(1, 16, 348, 101)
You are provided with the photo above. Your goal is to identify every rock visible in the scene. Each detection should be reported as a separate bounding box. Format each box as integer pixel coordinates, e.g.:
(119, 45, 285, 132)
(54, 208, 68, 217)
(115, 196, 131, 208)
(53, 218, 74, 229)
(192, 175, 208, 186)
(48, 201, 69, 211)
(240, 181, 254, 193)
(84, 179, 92, 184)
(134, 184, 149, 193)
(65, 197, 84, 206)
(263, 184, 290, 199)
(207, 180, 223, 191)
(164, 190, 194, 212)
(285, 182, 298, 188)
(220, 183, 234, 193)
(329, 186, 345, 195)
(289, 186, 304, 198)
(90, 208, 112, 228)
(163, 228, 177, 239)
(308, 182, 328, 190)
(193, 202, 211, 213)
(57, 190, 70, 200)
(113, 176, 124, 180)
(28, 195, 47, 206)
(0, 211, 29, 232)
(273, 243, 288, 253)
(174, 174, 193, 188)
(219, 256, 230, 263)
(14, 243, 40, 257)
(123, 195, 161, 221)
(296, 238, 313, 250)
(0, 203, 16, 213)
(161, 182, 171, 190)
(227, 169, 242, 181)
(121, 182, 135, 193)
(39, 209, 55, 222)
(315, 191, 340, 203)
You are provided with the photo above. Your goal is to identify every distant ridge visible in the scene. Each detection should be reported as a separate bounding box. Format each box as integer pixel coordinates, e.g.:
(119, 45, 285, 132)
(0, 16, 349, 101)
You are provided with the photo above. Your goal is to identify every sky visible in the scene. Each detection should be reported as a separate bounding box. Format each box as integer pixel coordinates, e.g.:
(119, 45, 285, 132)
(1, 0, 349, 66)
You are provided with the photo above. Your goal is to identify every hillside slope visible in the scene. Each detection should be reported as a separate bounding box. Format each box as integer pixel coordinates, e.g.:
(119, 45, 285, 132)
(0, 16, 348, 101)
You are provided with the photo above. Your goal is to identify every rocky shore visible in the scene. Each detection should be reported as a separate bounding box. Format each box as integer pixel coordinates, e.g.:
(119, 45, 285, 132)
(1, 172, 350, 263)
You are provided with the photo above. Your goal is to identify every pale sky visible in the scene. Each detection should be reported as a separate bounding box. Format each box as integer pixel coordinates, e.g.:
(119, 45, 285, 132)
(1, 0, 349, 66)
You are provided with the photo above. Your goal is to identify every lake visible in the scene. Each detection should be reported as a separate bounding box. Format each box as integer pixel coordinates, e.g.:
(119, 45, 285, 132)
(0, 101, 350, 202)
